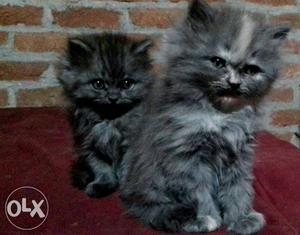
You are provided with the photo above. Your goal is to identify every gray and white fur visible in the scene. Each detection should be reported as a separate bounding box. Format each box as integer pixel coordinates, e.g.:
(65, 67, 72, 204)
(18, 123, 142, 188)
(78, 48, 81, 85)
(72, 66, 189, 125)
(120, 0, 290, 234)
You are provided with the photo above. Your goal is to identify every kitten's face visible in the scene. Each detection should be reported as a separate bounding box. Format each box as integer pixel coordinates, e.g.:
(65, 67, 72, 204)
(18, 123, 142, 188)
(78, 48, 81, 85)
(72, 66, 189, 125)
(60, 34, 153, 110)
(166, 0, 290, 112)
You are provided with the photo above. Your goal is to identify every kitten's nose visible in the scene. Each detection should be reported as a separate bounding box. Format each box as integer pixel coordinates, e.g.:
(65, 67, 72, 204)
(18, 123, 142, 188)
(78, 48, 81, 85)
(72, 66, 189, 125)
(108, 97, 119, 103)
(227, 72, 241, 90)
(228, 77, 241, 90)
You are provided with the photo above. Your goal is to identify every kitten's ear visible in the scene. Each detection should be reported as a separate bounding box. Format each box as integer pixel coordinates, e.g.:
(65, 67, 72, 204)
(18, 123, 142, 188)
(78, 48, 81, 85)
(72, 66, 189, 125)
(132, 39, 153, 55)
(186, 0, 213, 25)
(268, 26, 291, 45)
(67, 38, 93, 67)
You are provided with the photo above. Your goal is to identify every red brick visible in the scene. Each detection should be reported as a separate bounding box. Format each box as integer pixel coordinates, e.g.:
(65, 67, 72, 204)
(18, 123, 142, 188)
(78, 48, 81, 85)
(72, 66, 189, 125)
(127, 34, 150, 41)
(282, 64, 300, 79)
(283, 40, 300, 55)
(128, 34, 161, 52)
(17, 87, 68, 107)
(0, 62, 48, 81)
(117, 0, 158, 2)
(273, 14, 300, 28)
(272, 110, 300, 127)
(170, 0, 224, 2)
(129, 9, 184, 29)
(0, 32, 8, 45)
(0, 89, 8, 107)
(53, 9, 120, 29)
(0, 6, 43, 26)
(246, 0, 296, 6)
(267, 88, 294, 103)
(15, 33, 67, 53)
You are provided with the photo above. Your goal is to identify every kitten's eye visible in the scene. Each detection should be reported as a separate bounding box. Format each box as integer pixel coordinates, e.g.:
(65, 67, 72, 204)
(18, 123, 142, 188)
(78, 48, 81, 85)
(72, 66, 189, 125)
(91, 79, 105, 90)
(210, 56, 226, 69)
(120, 79, 135, 90)
(241, 65, 262, 76)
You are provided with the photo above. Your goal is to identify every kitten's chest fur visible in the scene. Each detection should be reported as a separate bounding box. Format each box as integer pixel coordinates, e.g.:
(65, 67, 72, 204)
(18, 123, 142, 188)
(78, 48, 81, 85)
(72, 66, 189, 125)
(169, 105, 257, 156)
(73, 106, 142, 139)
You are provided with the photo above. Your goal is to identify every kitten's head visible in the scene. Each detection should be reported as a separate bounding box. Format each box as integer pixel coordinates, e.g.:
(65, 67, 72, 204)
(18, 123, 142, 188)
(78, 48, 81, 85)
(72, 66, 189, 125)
(164, 0, 290, 112)
(59, 33, 153, 115)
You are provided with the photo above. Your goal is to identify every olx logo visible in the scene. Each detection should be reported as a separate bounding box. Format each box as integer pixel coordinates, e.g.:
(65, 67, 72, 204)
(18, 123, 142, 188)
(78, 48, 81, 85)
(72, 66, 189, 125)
(7, 198, 46, 218)
(5, 186, 49, 230)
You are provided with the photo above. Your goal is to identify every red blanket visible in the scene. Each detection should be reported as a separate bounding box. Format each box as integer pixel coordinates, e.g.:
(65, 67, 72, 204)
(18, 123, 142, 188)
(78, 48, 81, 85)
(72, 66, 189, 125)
(0, 108, 299, 235)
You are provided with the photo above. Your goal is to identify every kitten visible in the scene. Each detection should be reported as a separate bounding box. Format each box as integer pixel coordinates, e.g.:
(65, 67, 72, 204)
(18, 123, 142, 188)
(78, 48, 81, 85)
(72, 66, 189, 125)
(120, 0, 289, 234)
(58, 33, 153, 198)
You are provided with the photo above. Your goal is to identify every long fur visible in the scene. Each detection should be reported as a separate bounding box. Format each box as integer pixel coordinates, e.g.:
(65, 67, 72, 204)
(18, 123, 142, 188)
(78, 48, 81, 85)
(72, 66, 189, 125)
(120, 0, 290, 234)
(58, 33, 153, 198)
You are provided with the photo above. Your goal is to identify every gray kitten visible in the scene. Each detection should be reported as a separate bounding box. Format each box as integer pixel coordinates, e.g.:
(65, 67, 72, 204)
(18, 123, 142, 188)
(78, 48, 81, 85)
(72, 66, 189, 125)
(120, 0, 289, 234)
(58, 33, 153, 198)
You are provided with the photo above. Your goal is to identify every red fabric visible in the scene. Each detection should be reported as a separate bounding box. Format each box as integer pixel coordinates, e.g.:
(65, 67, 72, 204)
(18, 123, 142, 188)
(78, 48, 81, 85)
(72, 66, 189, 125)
(0, 108, 299, 235)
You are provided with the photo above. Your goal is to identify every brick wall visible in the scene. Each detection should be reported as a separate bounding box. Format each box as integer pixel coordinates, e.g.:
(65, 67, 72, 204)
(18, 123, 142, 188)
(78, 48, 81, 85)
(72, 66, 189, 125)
(0, 0, 299, 145)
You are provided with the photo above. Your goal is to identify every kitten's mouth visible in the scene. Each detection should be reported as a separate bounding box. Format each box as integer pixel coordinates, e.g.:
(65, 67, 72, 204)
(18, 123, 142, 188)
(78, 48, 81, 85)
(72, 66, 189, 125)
(217, 89, 241, 97)
(215, 96, 249, 113)
(99, 104, 134, 119)
(214, 90, 249, 112)
(90, 100, 135, 120)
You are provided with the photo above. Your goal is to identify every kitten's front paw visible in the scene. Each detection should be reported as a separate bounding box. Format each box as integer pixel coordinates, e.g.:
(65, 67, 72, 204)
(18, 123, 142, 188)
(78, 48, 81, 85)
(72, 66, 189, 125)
(71, 160, 94, 190)
(85, 182, 118, 198)
(183, 216, 221, 233)
(228, 211, 265, 235)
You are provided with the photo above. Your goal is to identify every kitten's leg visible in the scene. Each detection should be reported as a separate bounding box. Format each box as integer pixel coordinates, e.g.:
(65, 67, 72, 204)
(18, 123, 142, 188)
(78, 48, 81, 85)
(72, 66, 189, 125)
(186, 188, 221, 233)
(71, 152, 119, 198)
(219, 174, 265, 235)
(116, 137, 137, 186)
(71, 156, 95, 190)
(122, 181, 221, 232)
(73, 121, 122, 197)
(125, 201, 219, 233)
(84, 155, 118, 198)
(90, 121, 123, 163)
(124, 202, 197, 232)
